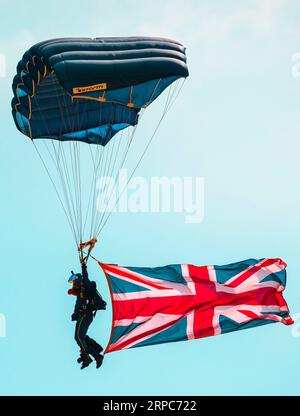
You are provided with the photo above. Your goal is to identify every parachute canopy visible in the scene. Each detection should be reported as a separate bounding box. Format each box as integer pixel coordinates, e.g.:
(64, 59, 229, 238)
(12, 37, 188, 145)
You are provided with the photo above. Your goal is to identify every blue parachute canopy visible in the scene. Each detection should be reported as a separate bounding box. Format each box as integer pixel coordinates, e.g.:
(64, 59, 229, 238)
(12, 37, 189, 145)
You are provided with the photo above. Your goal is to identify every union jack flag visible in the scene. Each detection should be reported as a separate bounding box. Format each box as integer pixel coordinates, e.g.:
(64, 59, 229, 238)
(99, 258, 293, 353)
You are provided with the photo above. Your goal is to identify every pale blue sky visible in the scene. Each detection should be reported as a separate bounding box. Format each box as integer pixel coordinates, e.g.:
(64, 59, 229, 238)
(0, 0, 300, 395)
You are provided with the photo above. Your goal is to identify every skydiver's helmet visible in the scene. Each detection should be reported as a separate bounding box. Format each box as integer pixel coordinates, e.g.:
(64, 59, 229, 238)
(68, 271, 82, 286)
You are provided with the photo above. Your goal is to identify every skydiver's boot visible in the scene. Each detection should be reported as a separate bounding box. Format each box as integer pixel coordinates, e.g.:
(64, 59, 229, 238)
(85, 336, 104, 369)
(77, 349, 84, 364)
(78, 337, 103, 363)
(80, 353, 93, 369)
(94, 353, 104, 369)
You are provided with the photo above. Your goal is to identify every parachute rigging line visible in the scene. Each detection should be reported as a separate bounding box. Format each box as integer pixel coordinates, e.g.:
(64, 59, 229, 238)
(12, 36, 189, 249)
(96, 78, 186, 236)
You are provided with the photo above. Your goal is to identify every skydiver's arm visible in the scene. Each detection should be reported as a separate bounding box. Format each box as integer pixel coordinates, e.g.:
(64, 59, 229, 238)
(81, 263, 97, 301)
(81, 263, 90, 284)
(81, 262, 93, 302)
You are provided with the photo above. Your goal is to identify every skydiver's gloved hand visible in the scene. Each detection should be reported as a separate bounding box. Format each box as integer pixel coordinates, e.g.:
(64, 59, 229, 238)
(71, 312, 79, 321)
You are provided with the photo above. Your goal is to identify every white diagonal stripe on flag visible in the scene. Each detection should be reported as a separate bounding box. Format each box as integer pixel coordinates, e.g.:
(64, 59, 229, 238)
(109, 313, 183, 351)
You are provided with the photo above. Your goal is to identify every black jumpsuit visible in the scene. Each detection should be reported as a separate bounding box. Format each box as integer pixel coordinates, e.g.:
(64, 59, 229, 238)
(73, 264, 102, 358)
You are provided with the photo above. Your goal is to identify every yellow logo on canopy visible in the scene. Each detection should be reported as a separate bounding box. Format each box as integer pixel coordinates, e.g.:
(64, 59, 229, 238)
(72, 83, 107, 94)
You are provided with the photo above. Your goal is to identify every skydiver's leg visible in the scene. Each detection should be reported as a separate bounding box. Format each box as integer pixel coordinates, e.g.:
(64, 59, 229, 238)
(75, 312, 94, 368)
(77, 337, 103, 364)
(74, 313, 92, 352)
(84, 322, 104, 369)
(85, 335, 103, 355)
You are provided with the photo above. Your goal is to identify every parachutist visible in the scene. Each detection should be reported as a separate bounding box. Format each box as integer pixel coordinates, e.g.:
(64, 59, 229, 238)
(12, 36, 192, 360)
(68, 259, 106, 369)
